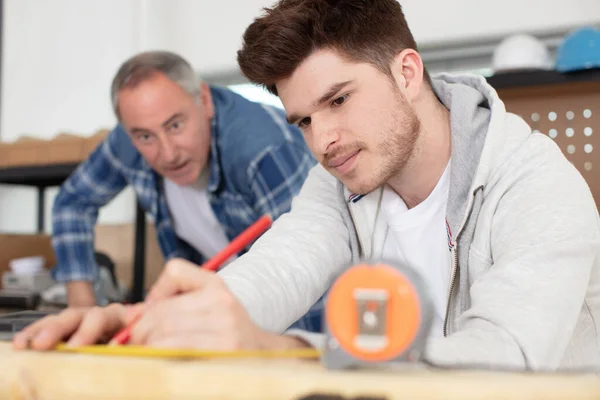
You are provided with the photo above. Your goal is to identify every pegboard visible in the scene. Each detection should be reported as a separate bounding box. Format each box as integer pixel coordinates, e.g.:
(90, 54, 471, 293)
(496, 81, 600, 208)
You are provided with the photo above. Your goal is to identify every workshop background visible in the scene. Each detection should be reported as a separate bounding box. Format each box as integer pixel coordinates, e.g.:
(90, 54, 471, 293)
(0, 0, 598, 308)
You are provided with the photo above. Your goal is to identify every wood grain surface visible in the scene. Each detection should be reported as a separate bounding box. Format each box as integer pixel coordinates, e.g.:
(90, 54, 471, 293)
(1, 342, 599, 400)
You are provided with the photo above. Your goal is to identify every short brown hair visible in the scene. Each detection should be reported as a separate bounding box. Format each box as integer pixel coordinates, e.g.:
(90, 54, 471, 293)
(237, 0, 430, 95)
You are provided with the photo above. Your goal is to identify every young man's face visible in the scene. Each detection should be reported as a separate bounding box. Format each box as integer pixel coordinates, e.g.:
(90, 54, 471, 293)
(277, 49, 420, 195)
(117, 72, 214, 186)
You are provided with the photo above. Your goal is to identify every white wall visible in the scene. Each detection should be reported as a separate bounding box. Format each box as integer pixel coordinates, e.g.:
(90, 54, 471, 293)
(142, 0, 278, 77)
(1, 0, 599, 234)
(403, 0, 600, 47)
(147, 0, 600, 77)
(0, 0, 146, 233)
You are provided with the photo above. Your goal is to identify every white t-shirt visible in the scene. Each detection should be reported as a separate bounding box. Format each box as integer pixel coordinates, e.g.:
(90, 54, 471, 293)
(380, 161, 452, 338)
(163, 168, 234, 264)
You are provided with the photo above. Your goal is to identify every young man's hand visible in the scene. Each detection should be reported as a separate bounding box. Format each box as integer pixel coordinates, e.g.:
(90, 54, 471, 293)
(127, 259, 308, 351)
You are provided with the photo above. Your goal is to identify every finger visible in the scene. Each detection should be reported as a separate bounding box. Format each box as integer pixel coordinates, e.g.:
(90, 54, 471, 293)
(66, 304, 127, 347)
(146, 258, 219, 301)
(12, 318, 50, 350)
(13, 308, 86, 350)
(14, 308, 78, 344)
(13, 308, 84, 350)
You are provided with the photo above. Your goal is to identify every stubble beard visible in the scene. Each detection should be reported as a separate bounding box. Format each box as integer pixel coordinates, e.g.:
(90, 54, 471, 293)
(348, 90, 421, 195)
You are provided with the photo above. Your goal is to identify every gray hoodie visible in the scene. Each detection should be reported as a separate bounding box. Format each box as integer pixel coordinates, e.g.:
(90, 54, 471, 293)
(219, 73, 600, 371)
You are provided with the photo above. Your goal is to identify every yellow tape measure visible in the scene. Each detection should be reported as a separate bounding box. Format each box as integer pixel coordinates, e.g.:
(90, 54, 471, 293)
(53, 343, 321, 360)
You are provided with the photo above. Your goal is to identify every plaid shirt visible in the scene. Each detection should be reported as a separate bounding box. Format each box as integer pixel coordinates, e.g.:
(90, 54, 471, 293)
(51, 85, 324, 331)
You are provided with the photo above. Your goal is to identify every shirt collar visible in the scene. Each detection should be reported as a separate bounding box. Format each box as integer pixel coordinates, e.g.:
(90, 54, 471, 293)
(207, 105, 222, 193)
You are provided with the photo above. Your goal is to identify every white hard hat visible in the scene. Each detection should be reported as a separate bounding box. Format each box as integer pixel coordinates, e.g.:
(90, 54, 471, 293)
(492, 34, 553, 73)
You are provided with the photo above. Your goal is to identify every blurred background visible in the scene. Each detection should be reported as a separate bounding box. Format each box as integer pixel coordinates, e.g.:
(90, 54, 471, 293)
(0, 0, 598, 309)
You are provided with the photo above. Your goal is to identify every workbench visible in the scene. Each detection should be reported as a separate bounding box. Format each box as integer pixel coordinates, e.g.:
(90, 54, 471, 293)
(0, 342, 599, 399)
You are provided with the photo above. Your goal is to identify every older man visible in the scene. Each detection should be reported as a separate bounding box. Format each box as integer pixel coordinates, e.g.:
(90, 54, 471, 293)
(48, 50, 319, 330)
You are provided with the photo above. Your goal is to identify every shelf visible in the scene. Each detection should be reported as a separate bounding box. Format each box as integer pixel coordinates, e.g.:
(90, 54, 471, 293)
(0, 163, 79, 187)
(486, 68, 600, 89)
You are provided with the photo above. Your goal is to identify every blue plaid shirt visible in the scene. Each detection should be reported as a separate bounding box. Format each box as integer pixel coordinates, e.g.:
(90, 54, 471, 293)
(51, 85, 323, 331)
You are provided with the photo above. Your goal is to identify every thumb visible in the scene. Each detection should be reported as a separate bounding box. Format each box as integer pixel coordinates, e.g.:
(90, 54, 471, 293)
(146, 258, 216, 301)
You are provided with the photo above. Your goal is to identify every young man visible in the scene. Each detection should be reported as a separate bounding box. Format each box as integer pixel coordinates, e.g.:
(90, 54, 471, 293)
(17, 1, 600, 371)
(48, 50, 319, 328)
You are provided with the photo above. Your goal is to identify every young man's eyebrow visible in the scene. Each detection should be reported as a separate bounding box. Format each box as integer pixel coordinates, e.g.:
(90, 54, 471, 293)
(286, 80, 353, 125)
(313, 80, 352, 108)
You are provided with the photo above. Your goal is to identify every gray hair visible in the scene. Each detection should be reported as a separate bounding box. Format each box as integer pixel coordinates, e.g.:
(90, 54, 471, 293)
(110, 50, 201, 120)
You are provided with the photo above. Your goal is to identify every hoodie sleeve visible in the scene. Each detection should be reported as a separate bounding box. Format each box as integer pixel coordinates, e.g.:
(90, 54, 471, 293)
(217, 164, 353, 333)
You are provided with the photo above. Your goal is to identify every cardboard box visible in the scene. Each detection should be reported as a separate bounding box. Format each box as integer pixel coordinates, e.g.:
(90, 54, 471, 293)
(0, 223, 165, 292)
(0, 234, 56, 289)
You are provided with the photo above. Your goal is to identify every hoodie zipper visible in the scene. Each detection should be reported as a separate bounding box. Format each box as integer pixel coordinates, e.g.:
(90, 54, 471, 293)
(443, 245, 459, 337)
(442, 186, 483, 337)
(347, 202, 365, 257)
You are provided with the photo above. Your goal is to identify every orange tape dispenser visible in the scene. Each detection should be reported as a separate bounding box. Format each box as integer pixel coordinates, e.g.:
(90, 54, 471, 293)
(322, 259, 433, 369)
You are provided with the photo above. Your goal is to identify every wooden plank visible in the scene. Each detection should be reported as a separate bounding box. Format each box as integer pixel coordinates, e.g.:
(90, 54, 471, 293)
(0, 342, 599, 399)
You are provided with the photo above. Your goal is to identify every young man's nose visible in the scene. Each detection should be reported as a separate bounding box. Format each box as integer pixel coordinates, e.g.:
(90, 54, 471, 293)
(312, 116, 341, 155)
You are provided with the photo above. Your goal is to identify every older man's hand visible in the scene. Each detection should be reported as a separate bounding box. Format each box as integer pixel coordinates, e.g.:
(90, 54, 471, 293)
(12, 303, 131, 350)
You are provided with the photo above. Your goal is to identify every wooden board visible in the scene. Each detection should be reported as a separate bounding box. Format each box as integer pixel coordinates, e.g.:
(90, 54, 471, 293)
(1, 342, 599, 399)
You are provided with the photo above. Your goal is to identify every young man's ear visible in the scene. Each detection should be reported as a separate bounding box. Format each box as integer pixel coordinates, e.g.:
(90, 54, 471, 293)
(390, 48, 425, 101)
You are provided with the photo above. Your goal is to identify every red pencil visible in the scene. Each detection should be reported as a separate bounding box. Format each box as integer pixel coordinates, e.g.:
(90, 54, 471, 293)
(109, 214, 273, 345)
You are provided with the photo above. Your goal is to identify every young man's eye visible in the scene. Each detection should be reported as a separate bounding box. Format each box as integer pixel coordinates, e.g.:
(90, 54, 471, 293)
(331, 94, 348, 107)
(298, 117, 311, 128)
